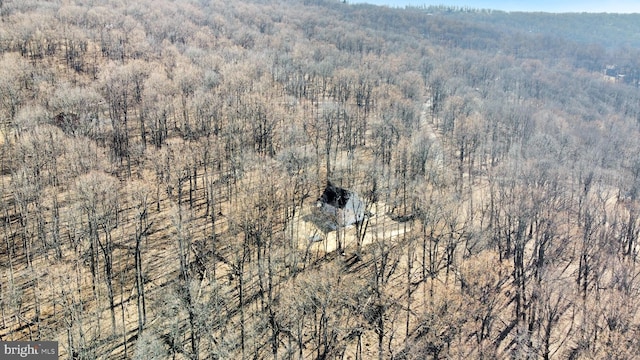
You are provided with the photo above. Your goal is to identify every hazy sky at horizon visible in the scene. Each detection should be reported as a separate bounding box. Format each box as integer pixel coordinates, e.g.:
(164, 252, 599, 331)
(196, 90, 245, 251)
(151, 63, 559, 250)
(348, 0, 640, 13)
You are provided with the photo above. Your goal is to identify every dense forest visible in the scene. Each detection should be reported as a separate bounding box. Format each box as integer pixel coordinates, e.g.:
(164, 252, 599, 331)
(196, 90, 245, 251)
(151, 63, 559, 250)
(418, 6, 640, 49)
(2, 0, 640, 359)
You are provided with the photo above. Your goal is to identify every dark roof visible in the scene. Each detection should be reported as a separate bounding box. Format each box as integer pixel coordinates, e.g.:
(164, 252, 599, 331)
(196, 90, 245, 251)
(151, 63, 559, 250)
(318, 182, 351, 209)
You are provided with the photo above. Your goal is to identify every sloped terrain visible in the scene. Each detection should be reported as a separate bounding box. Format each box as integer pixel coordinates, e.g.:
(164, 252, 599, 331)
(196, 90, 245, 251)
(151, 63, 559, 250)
(2, 1, 640, 359)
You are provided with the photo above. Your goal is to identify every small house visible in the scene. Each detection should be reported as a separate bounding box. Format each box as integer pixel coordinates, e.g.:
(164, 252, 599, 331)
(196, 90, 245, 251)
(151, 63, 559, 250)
(315, 182, 365, 228)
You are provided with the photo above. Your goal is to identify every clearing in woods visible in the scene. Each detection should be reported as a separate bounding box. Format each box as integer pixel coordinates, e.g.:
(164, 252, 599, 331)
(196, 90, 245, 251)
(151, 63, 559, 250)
(292, 201, 413, 256)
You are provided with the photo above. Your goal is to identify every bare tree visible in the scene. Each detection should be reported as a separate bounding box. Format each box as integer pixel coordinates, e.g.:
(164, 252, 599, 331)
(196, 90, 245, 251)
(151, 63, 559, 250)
(100, 61, 148, 175)
(74, 171, 119, 336)
(125, 181, 153, 337)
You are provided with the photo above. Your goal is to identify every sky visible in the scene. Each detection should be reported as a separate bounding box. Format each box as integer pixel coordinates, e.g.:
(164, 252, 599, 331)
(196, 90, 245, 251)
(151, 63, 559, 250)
(348, 0, 640, 13)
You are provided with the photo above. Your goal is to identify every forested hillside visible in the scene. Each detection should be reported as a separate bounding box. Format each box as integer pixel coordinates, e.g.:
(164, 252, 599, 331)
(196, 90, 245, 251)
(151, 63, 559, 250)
(421, 6, 640, 49)
(2, 0, 640, 359)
